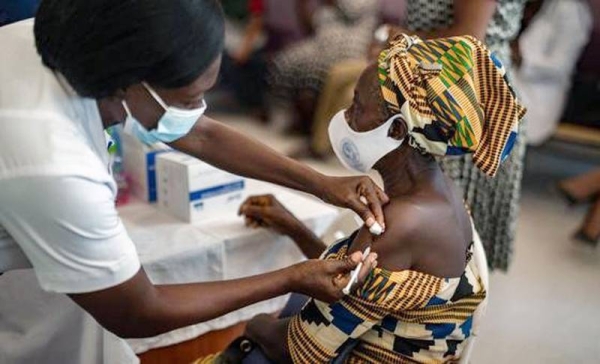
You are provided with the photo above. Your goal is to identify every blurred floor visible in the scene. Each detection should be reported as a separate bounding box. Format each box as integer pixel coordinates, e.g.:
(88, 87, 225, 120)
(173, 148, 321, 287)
(212, 112, 600, 364)
(473, 142, 600, 364)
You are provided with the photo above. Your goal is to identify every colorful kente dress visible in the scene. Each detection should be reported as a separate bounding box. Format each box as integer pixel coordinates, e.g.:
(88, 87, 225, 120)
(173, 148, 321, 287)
(287, 228, 488, 363)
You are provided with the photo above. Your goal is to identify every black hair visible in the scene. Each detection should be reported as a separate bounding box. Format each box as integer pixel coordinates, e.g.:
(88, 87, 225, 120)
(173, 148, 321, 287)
(34, 0, 224, 98)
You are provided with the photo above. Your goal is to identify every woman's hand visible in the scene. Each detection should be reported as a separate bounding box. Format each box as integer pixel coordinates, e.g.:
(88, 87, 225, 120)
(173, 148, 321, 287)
(245, 314, 292, 363)
(317, 175, 389, 231)
(239, 194, 328, 259)
(290, 251, 378, 303)
(238, 194, 303, 236)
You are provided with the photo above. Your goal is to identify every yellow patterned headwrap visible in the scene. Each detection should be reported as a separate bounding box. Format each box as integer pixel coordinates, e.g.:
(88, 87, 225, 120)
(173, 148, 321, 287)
(378, 34, 526, 177)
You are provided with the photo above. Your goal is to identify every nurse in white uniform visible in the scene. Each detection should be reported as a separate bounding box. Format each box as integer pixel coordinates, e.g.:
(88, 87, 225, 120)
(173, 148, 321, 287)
(0, 0, 386, 362)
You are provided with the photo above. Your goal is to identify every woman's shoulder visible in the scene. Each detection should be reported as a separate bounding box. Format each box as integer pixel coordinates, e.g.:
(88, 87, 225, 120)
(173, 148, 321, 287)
(375, 197, 471, 276)
(377, 199, 433, 246)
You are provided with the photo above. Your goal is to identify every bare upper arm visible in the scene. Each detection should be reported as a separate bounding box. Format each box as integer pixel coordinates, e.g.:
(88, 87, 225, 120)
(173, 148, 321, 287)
(453, 0, 497, 40)
(368, 201, 423, 272)
(368, 198, 469, 277)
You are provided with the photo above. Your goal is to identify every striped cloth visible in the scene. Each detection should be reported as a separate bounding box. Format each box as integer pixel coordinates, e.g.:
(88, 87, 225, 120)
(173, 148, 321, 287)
(287, 229, 487, 363)
(378, 34, 526, 177)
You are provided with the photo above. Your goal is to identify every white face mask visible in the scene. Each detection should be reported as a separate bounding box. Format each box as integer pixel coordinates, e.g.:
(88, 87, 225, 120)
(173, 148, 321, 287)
(328, 109, 405, 173)
(122, 82, 207, 145)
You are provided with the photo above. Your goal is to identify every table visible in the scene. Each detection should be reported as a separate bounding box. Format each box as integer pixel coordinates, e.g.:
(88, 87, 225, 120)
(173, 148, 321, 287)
(121, 179, 339, 353)
(0, 179, 338, 363)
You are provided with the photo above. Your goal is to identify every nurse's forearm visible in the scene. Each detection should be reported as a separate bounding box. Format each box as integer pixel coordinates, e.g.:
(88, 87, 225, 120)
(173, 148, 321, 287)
(149, 269, 297, 337)
(70, 251, 368, 339)
(172, 117, 325, 197)
(70, 266, 300, 339)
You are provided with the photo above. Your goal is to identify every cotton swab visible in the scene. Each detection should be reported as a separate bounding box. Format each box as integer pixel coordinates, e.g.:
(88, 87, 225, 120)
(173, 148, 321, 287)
(342, 246, 371, 295)
(369, 222, 383, 236)
(358, 196, 384, 236)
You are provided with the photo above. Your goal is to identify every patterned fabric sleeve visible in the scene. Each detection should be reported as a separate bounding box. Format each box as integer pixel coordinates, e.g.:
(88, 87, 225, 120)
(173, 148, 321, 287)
(287, 268, 443, 363)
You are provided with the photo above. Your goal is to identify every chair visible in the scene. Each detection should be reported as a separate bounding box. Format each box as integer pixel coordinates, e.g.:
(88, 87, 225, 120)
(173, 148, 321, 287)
(459, 228, 490, 364)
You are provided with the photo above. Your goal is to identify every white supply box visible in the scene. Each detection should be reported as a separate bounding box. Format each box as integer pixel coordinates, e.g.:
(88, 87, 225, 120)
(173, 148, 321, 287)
(156, 152, 246, 222)
(121, 133, 173, 202)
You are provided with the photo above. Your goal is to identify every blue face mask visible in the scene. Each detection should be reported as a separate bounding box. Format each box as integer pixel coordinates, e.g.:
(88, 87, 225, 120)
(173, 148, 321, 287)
(123, 82, 207, 145)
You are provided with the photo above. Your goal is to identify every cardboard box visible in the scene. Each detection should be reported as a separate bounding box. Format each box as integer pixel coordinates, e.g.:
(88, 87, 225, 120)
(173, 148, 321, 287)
(156, 152, 245, 222)
(121, 133, 173, 202)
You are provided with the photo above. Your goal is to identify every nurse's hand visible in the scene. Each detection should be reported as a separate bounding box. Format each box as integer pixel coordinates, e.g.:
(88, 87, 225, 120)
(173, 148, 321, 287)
(291, 250, 378, 303)
(318, 175, 389, 232)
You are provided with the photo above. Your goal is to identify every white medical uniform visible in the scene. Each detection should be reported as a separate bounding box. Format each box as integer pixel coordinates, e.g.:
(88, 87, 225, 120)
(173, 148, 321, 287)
(0, 19, 141, 364)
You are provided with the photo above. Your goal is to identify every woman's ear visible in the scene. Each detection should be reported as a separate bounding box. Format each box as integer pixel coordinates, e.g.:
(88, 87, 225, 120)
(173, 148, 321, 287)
(388, 117, 408, 140)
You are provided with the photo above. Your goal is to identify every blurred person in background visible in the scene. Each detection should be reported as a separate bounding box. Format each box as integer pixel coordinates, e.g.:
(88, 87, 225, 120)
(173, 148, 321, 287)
(219, 0, 315, 121)
(305, 0, 408, 159)
(220, 0, 269, 120)
(560, 0, 600, 131)
(556, 0, 600, 245)
(513, 0, 592, 146)
(269, 0, 379, 136)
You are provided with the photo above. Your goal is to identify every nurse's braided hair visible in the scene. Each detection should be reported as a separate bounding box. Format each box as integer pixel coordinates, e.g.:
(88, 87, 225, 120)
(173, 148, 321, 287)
(34, 0, 224, 98)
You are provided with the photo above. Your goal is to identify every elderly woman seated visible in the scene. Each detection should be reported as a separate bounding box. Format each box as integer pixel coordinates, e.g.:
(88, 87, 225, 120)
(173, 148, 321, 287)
(208, 34, 525, 364)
